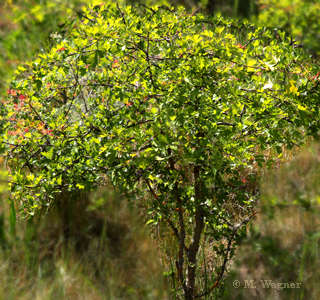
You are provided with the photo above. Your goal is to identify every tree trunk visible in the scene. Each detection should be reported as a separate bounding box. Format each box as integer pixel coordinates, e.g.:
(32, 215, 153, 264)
(184, 165, 204, 299)
(186, 209, 204, 299)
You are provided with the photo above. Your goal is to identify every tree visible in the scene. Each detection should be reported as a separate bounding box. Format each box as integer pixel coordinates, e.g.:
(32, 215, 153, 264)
(3, 4, 320, 299)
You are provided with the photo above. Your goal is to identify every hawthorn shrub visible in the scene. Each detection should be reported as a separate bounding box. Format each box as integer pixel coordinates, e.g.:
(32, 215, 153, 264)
(3, 4, 320, 299)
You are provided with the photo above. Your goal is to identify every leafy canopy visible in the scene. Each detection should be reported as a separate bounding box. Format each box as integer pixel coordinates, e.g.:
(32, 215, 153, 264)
(3, 3, 320, 220)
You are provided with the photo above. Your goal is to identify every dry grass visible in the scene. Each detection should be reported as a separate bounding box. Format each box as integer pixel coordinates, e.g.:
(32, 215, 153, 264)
(222, 141, 320, 300)
(0, 185, 172, 300)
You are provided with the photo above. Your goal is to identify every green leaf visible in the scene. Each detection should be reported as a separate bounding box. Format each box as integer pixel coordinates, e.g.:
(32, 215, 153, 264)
(76, 183, 85, 189)
(285, 80, 300, 96)
(90, 50, 100, 69)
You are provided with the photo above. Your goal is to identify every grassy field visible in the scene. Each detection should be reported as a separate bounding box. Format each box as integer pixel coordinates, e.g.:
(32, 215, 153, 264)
(222, 141, 320, 299)
(0, 186, 172, 300)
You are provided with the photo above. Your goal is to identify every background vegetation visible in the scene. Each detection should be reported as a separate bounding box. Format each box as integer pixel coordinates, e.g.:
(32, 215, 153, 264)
(223, 142, 320, 299)
(0, 0, 319, 299)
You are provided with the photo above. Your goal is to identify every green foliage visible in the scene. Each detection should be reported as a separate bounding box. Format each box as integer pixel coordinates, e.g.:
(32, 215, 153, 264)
(0, 0, 91, 154)
(2, 3, 320, 298)
(1, 0, 72, 94)
(0, 0, 130, 96)
(256, 0, 320, 58)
